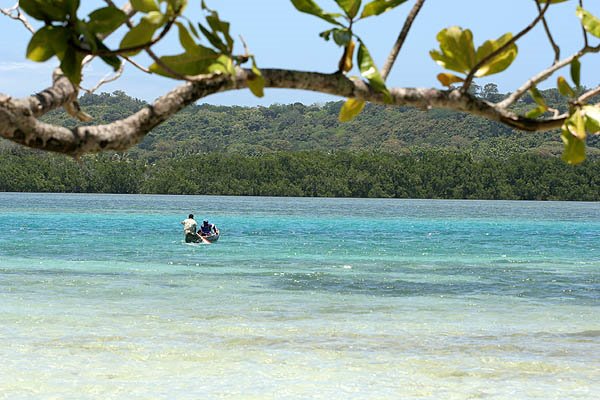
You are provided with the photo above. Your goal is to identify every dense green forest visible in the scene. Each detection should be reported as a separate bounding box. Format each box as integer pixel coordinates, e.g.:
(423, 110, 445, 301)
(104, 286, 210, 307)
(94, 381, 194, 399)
(1, 150, 599, 200)
(1, 87, 599, 200)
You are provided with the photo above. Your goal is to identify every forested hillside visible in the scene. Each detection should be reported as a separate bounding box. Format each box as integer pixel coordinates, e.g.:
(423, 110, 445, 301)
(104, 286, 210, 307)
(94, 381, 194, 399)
(27, 87, 600, 160)
(1, 87, 599, 200)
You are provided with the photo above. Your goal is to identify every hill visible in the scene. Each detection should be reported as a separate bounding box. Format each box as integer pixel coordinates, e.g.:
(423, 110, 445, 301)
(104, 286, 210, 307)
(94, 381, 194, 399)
(24, 88, 598, 160)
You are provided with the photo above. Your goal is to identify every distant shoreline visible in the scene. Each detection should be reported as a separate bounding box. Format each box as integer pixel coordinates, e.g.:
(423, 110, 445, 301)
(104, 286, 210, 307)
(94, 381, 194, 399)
(1, 150, 599, 201)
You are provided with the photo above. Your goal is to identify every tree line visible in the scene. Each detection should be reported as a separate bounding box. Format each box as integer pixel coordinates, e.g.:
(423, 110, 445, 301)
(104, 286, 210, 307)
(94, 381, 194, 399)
(1, 150, 598, 201)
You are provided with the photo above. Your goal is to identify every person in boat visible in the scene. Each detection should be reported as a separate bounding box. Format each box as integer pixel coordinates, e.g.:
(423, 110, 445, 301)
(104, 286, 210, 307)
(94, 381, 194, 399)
(181, 214, 198, 243)
(199, 220, 217, 237)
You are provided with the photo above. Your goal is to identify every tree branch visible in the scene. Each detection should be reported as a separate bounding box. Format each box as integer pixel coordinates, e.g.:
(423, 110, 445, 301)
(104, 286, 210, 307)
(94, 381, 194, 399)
(74, 17, 176, 57)
(578, 85, 600, 104)
(535, 0, 560, 63)
(497, 45, 600, 108)
(0, 3, 34, 34)
(579, 0, 589, 48)
(81, 64, 126, 94)
(0, 68, 567, 157)
(462, 0, 551, 92)
(380, 0, 426, 80)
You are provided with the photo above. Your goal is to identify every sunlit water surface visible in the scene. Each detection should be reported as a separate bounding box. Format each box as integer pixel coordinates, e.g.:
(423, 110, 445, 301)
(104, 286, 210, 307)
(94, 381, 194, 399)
(0, 193, 598, 399)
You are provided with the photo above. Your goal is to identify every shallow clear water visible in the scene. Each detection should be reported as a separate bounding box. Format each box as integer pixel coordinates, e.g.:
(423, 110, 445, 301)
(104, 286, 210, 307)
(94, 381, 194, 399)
(0, 193, 598, 399)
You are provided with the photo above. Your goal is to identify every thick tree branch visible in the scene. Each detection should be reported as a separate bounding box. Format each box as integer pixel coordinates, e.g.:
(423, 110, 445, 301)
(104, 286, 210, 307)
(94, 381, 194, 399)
(380, 0, 426, 80)
(0, 68, 567, 157)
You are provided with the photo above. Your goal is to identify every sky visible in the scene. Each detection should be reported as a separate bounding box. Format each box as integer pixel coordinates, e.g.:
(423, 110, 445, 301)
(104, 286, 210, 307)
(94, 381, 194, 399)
(0, 0, 599, 106)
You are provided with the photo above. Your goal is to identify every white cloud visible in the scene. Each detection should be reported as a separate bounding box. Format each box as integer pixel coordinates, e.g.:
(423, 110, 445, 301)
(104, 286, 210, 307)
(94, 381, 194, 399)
(0, 61, 56, 72)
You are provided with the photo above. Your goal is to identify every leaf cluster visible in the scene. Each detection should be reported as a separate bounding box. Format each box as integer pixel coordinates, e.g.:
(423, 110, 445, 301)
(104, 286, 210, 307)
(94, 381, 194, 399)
(22, 0, 265, 97)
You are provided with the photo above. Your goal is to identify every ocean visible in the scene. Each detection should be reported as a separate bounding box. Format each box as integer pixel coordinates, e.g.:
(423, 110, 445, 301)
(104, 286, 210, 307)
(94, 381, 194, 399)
(0, 193, 598, 399)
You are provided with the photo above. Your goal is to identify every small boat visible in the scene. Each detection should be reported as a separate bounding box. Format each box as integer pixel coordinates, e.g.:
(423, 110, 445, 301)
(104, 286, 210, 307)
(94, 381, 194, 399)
(187, 228, 220, 244)
(202, 230, 220, 243)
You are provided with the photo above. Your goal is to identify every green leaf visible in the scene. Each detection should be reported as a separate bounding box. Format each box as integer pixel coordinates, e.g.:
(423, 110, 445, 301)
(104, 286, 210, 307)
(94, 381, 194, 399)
(565, 109, 587, 140)
(525, 105, 547, 119)
(557, 76, 576, 98)
(99, 54, 122, 71)
(335, 0, 361, 19)
(529, 86, 547, 107)
(360, 0, 408, 18)
(149, 46, 218, 78)
(577, 6, 600, 38)
(187, 20, 199, 38)
(561, 128, 586, 165)
(538, 0, 569, 3)
(319, 29, 334, 41)
(290, 0, 343, 26)
(87, 7, 127, 35)
(208, 54, 236, 76)
(206, 12, 234, 52)
(74, 22, 99, 53)
(119, 16, 162, 56)
(95, 39, 122, 71)
(474, 32, 517, 77)
(50, 33, 69, 60)
(431, 28, 517, 78)
(66, 0, 80, 17)
(247, 57, 265, 98)
(176, 22, 198, 53)
(437, 73, 464, 87)
(357, 41, 392, 103)
(166, 0, 188, 15)
(26, 26, 68, 62)
(19, 0, 70, 21)
(143, 11, 165, 25)
(130, 0, 159, 13)
(570, 58, 581, 88)
(430, 26, 476, 74)
(332, 29, 352, 46)
(60, 46, 84, 85)
(339, 98, 366, 122)
(198, 23, 228, 53)
(583, 105, 600, 134)
(526, 86, 547, 118)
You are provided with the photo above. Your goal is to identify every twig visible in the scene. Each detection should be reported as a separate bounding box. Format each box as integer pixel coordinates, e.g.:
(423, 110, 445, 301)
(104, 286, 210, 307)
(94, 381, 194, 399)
(0, 2, 34, 33)
(499, 44, 600, 108)
(240, 35, 250, 57)
(123, 56, 151, 73)
(81, 64, 126, 94)
(462, 0, 551, 92)
(535, 0, 560, 63)
(73, 18, 176, 57)
(578, 85, 600, 103)
(579, 0, 589, 48)
(380, 0, 426, 81)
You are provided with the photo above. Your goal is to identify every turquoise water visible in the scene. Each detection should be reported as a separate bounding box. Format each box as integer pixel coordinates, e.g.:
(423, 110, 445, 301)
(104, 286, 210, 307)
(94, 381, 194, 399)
(0, 193, 598, 399)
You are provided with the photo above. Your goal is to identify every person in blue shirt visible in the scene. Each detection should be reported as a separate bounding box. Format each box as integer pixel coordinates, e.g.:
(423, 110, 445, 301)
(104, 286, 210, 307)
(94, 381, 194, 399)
(199, 220, 217, 236)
